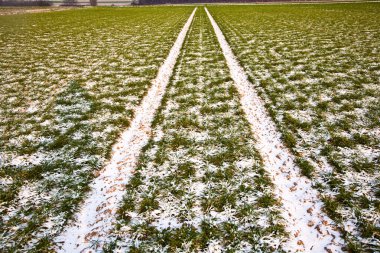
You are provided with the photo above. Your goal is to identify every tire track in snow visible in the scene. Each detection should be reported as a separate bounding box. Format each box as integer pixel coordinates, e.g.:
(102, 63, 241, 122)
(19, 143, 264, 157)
(54, 8, 197, 252)
(205, 7, 344, 252)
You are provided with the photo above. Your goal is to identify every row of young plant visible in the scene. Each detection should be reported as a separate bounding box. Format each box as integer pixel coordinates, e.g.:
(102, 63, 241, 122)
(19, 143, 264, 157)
(109, 9, 286, 252)
(0, 7, 194, 251)
(208, 4, 379, 252)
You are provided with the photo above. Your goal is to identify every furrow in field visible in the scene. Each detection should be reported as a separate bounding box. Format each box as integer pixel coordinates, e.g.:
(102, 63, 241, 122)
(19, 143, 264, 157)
(205, 7, 344, 252)
(54, 8, 197, 252)
(111, 8, 286, 252)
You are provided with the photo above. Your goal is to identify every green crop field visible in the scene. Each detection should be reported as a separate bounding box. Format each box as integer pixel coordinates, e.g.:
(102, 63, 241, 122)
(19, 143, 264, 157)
(208, 4, 379, 251)
(113, 9, 286, 251)
(0, 3, 379, 252)
(0, 6, 194, 251)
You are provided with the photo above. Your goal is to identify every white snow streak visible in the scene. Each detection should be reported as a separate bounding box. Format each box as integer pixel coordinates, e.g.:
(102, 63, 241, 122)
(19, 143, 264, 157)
(55, 8, 197, 252)
(205, 7, 344, 252)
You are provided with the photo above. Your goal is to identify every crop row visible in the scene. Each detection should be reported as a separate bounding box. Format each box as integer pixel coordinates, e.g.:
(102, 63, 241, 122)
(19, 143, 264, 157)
(0, 6, 193, 251)
(111, 8, 286, 252)
(208, 4, 379, 251)
(1, 3, 378, 251)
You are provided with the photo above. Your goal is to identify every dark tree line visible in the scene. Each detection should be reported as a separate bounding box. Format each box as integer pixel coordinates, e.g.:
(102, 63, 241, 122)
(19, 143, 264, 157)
(136, 0, 306, 4)
(0, 0, 97, 6)
(0, 0, 52, 6)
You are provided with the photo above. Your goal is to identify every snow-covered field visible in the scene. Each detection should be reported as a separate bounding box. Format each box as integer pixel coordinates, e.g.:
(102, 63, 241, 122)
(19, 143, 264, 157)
(0, 6, 194, 251)
(0, 3, 379, 252)
(111, 9, 287, 251)
(208, 3, 379, 251)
